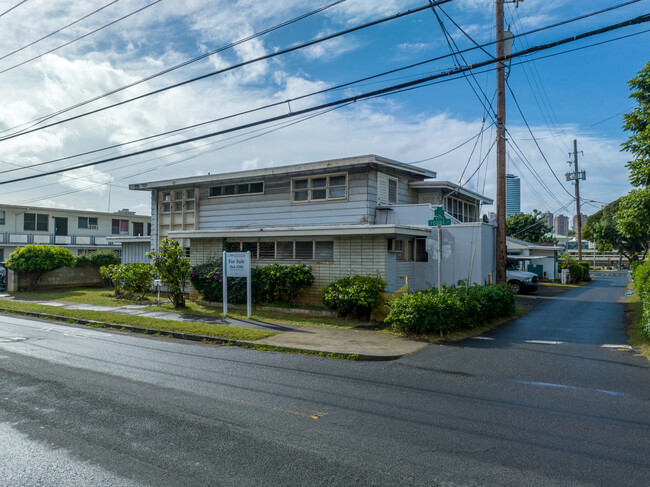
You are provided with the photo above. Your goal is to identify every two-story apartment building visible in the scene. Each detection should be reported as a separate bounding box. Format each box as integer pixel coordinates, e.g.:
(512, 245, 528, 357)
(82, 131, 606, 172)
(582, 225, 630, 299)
(0, 205, 151, 263)
(130, 154, 496, 300)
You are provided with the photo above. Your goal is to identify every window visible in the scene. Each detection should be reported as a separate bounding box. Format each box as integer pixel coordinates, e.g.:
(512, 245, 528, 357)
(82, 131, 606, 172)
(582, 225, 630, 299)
(241, 242, 258, 258)
(186, 189, 195, 199)
(174, 202, 183, 212)
(295, 241, 313, 259)
(209, 181, 264, 197)
(0, 248, 4, 262)
(133, 222, 144, 236)
(184, 247, 191, 258)
(78, 217, 98, 229)
(315, 241, 334, 260)
(112, 219, 129, 235)
(276, 241, 293, 259)
(225, 241, 241, 252)
(0, 210, 4, 225)
(185, 201, 195, 211)
(377, 173, 398, 205)
(162, 202, 171, 212)
(24, 213, 48, 231)
(162, 192, 171, 202)
(147, 223, 151, 236)
(415, 238, 428, 262)
(291, 173, 347, 203)
(259, 241, 275, 259)
(174, 191, 183, 201)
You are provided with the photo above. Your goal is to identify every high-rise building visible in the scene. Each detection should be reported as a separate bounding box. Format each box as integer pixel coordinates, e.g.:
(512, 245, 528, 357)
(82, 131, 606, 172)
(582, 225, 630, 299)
(505, 174, 520, 218)
(541, 211, 553, 230)
(554, 214, 569, 236)
(573, 213, 587, 232)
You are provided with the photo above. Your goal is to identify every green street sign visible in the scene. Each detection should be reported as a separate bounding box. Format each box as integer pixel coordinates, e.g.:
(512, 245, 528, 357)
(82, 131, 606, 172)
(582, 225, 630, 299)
(428, 217, 451, 226)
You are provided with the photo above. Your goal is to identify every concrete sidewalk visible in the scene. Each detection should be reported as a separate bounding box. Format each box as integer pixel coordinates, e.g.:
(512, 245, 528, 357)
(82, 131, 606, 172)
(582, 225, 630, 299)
(0, 295, 428, 359)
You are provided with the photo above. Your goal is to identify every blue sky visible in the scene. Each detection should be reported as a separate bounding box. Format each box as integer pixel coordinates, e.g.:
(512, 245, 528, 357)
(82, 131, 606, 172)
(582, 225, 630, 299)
(0, 0, 648, 222)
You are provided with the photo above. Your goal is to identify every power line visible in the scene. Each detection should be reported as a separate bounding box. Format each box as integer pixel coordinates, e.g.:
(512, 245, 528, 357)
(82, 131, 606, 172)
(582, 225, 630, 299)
(0, 0, 164, 76)
(2, 12, 649, 186)
(407, 122, 494, 164)
(0, 0, 348, 137)
(0, 0, 29, 19)
(0, 1, 120, 64)
(0, 0, 452, 143)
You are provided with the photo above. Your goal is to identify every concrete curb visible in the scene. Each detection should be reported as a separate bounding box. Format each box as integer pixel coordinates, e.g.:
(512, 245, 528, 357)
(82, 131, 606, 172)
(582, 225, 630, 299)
(0, 307, 402, 361)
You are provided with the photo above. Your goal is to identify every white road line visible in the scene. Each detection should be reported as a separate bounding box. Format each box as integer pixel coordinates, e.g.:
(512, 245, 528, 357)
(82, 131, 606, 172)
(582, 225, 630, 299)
(600, 344, 633, 350)
(524, 340, 563, 345)
(470, 337, 495, 341)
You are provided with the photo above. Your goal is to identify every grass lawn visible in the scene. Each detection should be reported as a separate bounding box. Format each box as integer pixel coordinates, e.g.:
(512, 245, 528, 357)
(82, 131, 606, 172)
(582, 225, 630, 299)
(12, 287, 160, 307)
(0, 299, 275, 342)
(625, 284, 650, 361)
(144, 301, 361, 329)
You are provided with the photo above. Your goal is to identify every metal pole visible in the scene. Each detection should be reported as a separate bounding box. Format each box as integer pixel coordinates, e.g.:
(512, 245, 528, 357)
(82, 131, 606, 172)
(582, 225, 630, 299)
(222, 251, 228, 317)
(573, 139, 583, 261)
(438, 225, 442, 295)
(246, 251, 252, 319)
(495, 0, 507, 283)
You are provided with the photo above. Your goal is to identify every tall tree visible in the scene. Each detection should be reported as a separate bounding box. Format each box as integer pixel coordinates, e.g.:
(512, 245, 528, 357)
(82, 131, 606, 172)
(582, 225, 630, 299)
(506, 210, 554, 243)
(617, 61, 650, 260)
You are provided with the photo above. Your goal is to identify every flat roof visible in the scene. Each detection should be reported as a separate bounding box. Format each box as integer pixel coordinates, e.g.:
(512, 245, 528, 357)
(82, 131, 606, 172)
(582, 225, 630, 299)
(129, 154, 437, 191)
(409, 180, 493, 204)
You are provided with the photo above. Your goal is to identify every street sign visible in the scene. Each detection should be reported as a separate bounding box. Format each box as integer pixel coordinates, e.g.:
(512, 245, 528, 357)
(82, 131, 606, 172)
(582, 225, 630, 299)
(428, 206, 451, 226)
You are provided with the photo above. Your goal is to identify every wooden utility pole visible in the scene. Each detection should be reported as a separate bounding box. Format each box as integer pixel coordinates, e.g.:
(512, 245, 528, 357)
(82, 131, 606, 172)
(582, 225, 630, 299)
(572, 139, 583, 261)
(495, 0, 507, 283)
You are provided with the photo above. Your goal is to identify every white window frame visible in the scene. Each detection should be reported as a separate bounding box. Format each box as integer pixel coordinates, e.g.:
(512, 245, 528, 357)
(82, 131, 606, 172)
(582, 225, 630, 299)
(377, 173, 398, 205)
(291, 173, 348, 204)
(209, 181, 264, 198)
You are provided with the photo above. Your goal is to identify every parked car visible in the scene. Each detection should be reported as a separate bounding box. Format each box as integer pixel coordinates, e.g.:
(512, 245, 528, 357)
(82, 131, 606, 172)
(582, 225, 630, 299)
(0, 266, 6, 292)
(506, 268, 539, 294)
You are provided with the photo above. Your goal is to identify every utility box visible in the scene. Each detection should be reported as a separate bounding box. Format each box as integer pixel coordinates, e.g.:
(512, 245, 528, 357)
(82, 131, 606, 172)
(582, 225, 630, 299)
(527, 264, 543, 278)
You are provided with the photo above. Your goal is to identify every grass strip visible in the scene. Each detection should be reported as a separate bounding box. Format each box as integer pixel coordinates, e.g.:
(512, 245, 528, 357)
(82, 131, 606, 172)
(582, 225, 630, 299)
(625, 284, 650, 361)
(0, 300, 276, 342)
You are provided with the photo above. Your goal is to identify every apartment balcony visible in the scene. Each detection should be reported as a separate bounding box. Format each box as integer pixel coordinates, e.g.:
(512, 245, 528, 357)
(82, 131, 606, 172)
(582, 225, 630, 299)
(0, 233, 119, 246)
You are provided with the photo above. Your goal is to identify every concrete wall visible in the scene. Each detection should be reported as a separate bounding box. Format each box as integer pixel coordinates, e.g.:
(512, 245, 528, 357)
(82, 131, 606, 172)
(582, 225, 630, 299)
(7, 266, 105, 292)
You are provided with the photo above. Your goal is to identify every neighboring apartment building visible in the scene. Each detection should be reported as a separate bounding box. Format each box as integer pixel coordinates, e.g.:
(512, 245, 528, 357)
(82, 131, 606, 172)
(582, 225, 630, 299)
(505, 174, 520, 218)
(130, 155, 495, 299)
(0, 204, 151, 263)
(541, 211, 553, 230)
(554, 214, 569, 236)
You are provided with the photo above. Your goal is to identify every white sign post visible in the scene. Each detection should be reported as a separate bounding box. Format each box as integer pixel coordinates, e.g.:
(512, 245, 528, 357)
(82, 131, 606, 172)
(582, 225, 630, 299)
(222, 251, 252, 318)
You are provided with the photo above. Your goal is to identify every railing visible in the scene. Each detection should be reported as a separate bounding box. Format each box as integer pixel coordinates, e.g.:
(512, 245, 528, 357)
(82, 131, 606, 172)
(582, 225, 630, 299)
(0, 233, 119, 246)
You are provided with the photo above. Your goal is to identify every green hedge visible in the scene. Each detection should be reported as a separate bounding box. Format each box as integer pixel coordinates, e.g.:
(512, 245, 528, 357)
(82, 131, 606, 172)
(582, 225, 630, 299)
(100, 263, 154, 297)
(322, 274, 386, 320)
(190, 262, 314, 305)
(75, 250, 120, 268)
(559, 258, 590, 283)
(386, 284, 516, 335)
(632, 260, 650, 339)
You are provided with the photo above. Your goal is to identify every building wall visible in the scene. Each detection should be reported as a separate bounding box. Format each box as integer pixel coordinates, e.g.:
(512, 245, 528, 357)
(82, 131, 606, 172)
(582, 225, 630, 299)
(554, 214, 569, 236)
(121, 242, 151, 264)
(7, 266, 105, 292)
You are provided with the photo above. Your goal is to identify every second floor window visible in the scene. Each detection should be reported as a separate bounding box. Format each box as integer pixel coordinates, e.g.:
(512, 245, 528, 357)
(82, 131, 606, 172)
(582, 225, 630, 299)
(112, 219, 129, 234)
(78, 217, 98, 229)
(291, 173, 347, 203)
(24, 213, 48, 231)
(0, 210, 5, 225)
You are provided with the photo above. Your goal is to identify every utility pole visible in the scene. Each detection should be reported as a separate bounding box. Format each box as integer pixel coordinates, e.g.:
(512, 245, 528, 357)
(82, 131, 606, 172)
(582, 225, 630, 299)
(495, 0, 507, 283)
(566, 139, 586, 260)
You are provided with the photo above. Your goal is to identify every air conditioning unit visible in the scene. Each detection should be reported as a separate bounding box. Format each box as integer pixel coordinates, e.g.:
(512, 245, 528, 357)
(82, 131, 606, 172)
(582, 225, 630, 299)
(89, 225, 98, 229)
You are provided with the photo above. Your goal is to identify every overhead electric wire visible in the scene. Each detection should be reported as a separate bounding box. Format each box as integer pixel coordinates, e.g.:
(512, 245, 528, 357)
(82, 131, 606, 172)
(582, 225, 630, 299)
(0, 0, 632, 145)
(0, 0, 120, 63)
(0, 0, 452, 142)
(408, 122, 494, 164)
(2, 12, 649, 186)
(0, 0, 29, 18)
(0, 0, 348, 137)
(0, 0, 164, 76)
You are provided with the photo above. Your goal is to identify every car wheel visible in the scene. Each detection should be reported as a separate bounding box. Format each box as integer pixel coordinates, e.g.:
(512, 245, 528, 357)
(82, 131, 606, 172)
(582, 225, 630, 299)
(508, 280, 522, 294)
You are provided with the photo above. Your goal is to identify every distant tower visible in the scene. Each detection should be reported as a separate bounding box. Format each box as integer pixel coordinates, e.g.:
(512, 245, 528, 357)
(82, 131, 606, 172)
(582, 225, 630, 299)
(554, 214, 569, 236)
(573, 213, 587, 232)
(505, 174, 520, 218)
(541, 211, 554, 230)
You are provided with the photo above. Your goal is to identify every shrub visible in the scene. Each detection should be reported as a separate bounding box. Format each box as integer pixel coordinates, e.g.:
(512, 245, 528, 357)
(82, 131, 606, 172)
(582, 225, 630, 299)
(190, 262, 314, 305)
(75, 250, 119, 268)
(559, 256, 590, 283)
(322, 274, 386, 320)
(632, 259, 650, 338)
(5, 244, 75, 290)
(148, 238, 191, 308)
(100, 263, 154, 298)
(385, 283, 516, 335)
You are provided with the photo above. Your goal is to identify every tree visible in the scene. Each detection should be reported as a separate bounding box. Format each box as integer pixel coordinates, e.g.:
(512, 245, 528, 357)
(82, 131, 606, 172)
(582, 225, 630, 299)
(616, 61, 650, 260)
(505, 210, 555, 243)
(147, 238, 190, 308)
(583, 198, 648, 262)
(5, 245, 75, 290)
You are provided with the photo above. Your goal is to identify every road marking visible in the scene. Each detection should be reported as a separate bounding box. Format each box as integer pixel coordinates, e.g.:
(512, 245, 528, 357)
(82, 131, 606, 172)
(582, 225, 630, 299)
(525, 340, 563, 345)
(600, 344, 633, 350)
(470, 337, 495, 341)
(510, 379, 629, 397)
(0, 337, 27, 343)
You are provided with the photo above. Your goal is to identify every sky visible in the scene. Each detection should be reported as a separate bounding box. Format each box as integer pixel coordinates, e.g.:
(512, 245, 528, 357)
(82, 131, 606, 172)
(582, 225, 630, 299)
(0, 0, 648, 224)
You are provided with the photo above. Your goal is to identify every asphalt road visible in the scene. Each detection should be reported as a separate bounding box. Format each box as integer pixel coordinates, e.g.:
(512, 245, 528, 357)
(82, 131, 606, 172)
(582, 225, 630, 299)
(0, 273, 648, 486)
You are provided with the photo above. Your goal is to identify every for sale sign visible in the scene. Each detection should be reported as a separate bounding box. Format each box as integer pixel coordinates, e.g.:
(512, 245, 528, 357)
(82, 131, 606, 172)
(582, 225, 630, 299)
(226, 252, 250, 277)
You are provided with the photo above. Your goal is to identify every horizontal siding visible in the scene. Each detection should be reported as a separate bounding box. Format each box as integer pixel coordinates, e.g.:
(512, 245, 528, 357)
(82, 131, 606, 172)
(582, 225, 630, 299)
(197, 169, 372, 229)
